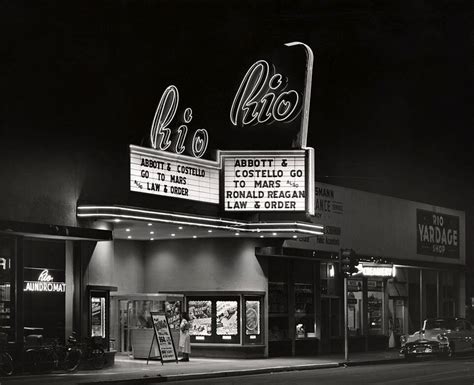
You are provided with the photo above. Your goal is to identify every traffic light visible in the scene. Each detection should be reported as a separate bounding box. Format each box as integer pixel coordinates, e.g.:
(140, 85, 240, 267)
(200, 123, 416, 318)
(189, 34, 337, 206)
(340, 249, 359, 277)
(348, 252, 359, 276)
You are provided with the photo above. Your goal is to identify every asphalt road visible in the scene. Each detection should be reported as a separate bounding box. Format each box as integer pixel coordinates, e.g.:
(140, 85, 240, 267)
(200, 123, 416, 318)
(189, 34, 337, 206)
(178, 358, 474, 385)
(3, 357, 474, 385)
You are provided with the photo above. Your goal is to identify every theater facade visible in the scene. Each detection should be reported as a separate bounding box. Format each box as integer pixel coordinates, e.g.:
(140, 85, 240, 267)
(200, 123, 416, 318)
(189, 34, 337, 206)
(0, 41, 466, 366)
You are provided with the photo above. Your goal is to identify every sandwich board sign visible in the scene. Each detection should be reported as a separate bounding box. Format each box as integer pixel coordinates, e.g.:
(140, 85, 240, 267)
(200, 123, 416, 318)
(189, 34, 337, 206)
(147, 311, 178, 364)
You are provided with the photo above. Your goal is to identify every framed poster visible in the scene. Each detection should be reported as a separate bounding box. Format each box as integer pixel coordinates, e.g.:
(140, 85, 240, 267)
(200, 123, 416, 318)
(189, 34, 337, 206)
(188, 300, 212, 337)
(245, 301, 260, 335)
(149, 312, 178, 364)
(244, 297, 263, 344)
(216, 301, 238, 336)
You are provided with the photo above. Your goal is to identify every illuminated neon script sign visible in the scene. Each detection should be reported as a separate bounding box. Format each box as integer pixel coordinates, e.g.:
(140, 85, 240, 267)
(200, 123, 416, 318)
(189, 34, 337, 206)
(24, 269, 66, 293)
(150, 85, 209, 158)
(230, 60, 301, 127)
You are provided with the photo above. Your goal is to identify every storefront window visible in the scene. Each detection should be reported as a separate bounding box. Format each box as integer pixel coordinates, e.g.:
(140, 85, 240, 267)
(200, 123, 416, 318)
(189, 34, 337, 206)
(187, 296, 240, 344)
(320, 262, 337, 296)
(269, 259, 289, 344)
(294, 261, 315, 338)
(91, 296, 106, 337)
(347, 278, 363, 336)
(440, 271, 456, 317)
(23, 239, 66, 340)
(0, 237, 15, 342)
(423, 270, 438, 319)
(367, 280, 384, 335)
(408, 268, 421, 332)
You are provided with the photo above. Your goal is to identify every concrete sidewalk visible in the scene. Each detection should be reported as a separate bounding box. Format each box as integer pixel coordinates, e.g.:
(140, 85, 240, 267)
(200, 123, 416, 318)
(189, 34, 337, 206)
(2, 350, 404, 385)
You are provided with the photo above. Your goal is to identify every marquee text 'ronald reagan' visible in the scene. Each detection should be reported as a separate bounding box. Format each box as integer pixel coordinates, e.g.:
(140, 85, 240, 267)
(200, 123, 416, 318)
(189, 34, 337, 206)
(224, 155, 305, 211)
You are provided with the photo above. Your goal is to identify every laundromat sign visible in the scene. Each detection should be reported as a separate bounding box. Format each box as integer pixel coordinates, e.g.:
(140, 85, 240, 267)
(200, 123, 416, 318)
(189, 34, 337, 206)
(417, 209, 460, 259)
(24, 269, 66, 293)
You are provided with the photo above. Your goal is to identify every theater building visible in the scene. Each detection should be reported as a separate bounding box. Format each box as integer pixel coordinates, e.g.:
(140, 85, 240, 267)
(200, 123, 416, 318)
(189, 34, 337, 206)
(0, 42, 466, 365)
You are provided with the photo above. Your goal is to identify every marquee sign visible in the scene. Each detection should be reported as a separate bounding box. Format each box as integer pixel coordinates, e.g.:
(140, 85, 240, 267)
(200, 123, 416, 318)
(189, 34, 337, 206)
(130, 145, 220, 204)
(130, 42, 316, 214)
(223, 151, 306, 211)
(24, 269, 66, 293)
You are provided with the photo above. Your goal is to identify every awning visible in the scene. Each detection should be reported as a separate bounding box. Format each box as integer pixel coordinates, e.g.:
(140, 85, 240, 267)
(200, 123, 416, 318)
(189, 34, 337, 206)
(0, 220, 112, 241)
(387, 281, 408, 298)
(77, 204, 324, 241)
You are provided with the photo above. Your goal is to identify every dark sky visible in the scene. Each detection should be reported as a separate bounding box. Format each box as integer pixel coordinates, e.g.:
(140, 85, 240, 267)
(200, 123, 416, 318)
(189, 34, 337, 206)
(1, 0, 472, 211)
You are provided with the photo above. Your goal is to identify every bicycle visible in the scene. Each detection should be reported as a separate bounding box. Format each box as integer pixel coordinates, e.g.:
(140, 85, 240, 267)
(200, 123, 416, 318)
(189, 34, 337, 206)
(68, 334, 106, 370)
(25, 335, 81, 373)
(0, 332, 13, 376)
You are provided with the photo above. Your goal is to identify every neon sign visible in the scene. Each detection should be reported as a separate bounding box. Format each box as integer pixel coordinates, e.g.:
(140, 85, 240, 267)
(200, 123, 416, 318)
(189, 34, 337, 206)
(230, 60, 300, 128)
(356, 264, 395, 277)
(150, 85, 209, 158)
(24, 269, 66, 293)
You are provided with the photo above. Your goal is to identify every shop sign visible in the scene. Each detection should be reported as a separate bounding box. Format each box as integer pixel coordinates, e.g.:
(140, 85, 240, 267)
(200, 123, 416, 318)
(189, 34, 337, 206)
(356, 264, 394, 277)
(130, 145, 219, 204)
(24, 269, 66, 293)
(417, 209, 460, 258)
(223, 152, 306, 211)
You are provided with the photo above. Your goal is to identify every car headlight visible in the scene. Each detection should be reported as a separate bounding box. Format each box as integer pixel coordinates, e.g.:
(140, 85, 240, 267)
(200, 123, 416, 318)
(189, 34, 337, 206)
(400, 335, 407, 345)
(437, 333, 448, 343)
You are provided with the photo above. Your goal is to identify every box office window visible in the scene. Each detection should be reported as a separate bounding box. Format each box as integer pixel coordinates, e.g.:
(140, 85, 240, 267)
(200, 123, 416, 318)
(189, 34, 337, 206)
(187, 296, 240, 344)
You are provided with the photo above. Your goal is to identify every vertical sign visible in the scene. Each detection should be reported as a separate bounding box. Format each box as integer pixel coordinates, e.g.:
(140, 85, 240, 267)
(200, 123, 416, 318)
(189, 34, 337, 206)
(149, 312, 178, 364)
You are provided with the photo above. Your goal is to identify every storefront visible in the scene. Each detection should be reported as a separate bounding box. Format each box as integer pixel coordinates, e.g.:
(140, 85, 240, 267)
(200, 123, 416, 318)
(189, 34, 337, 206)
(0, 223, 112, 368)
(282, 182, 466, 353)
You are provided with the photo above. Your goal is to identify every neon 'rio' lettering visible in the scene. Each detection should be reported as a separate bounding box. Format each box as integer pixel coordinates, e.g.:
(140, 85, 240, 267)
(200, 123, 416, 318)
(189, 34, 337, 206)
(38, 269, 54, 282)
(230, 60, 300, 127)
(149, 86, 209, 158)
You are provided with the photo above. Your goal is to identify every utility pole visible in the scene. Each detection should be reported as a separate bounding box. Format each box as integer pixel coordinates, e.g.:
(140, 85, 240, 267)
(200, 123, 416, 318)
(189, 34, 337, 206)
(344, 276, 348, 361)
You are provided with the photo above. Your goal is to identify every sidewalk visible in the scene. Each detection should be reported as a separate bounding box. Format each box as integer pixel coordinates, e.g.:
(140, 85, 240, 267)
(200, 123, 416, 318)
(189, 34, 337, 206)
(2, 350, 404, 385)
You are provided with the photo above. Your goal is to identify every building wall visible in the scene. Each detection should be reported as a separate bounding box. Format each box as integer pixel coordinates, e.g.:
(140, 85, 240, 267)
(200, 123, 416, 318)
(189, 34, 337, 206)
(0, 145, 84, 227)
(286, 182, 466, 266)
(113, 240, 146, 293)
(85, 241, 115, 287)
(143, 238, 267, 293)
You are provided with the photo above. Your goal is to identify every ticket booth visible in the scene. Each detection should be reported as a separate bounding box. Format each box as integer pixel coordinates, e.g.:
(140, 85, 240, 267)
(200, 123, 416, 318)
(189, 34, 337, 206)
(110, 293, 183, 358)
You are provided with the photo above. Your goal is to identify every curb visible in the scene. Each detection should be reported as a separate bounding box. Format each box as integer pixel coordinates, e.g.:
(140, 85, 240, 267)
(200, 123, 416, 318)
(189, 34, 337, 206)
(339, 357, 404, 367)
(83, 359, 403, 385)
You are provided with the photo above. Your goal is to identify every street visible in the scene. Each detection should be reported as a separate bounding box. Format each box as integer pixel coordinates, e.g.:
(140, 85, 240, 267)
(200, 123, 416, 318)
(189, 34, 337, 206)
(3, 356, 474, 385)
(178, 359, 474, 385)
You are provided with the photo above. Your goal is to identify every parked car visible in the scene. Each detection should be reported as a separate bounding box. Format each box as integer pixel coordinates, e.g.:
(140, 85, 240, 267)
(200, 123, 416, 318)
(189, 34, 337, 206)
(400, 318, 474, 360)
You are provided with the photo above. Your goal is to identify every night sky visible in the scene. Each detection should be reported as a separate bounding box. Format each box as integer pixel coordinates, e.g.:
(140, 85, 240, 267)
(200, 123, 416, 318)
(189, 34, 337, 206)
(1, 0, 472, 212)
